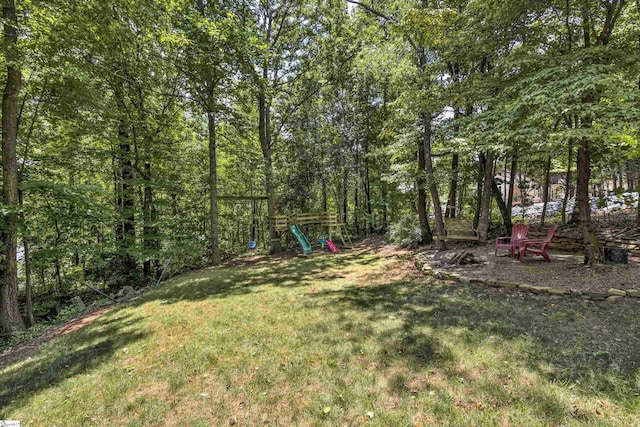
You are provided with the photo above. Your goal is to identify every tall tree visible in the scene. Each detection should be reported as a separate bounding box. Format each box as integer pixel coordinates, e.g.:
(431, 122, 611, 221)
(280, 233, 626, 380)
(1, 0, 26, 333)
(573, 0, 626, 263)
(477, 152, 494, 242)
(250, 0, 320, 253)
(176, 0, 245, 265)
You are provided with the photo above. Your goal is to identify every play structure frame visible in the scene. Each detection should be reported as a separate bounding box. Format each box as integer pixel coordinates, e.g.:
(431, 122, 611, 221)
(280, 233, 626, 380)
(269, 212, 352, 252)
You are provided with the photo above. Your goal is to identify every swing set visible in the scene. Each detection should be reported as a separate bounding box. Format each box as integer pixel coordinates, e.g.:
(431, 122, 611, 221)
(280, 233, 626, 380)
(270, 212, 352, 254)
(219, 194, 352, 255)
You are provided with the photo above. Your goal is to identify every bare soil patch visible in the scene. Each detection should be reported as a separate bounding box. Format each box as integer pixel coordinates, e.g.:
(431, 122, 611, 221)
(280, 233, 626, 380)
(420, 244, 640, 294)
(0, 305, 114, 368)
(352, 235, 413, 257)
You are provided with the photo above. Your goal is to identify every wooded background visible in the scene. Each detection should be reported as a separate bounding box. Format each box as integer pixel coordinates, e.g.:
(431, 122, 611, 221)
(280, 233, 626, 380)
(0, 0, 638, 335)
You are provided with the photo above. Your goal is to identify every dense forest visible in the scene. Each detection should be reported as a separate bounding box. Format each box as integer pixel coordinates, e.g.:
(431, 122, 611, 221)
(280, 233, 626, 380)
(0, 0, 638, 335)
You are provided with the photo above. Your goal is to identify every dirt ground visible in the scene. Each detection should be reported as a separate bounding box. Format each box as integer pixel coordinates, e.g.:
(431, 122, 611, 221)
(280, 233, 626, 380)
(0, 305, 114, 368)
(421, 244, 640, 294)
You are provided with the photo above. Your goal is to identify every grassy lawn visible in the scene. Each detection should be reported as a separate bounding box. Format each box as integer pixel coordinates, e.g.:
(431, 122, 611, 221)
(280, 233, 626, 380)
(2, 241, 640, 426)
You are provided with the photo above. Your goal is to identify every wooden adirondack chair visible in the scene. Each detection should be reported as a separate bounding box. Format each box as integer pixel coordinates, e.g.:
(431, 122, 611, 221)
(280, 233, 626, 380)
(494, 224, 529, 258)
(518, 225, 557, 262)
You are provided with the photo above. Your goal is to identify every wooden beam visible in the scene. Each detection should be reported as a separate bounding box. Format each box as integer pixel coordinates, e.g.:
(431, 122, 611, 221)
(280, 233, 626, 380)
(218, 195, 268, 201)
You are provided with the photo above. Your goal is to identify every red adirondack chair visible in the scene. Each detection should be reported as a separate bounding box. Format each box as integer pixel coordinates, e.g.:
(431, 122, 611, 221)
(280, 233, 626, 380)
(518, 225, 557, 262)
(494, 224, 529, 258)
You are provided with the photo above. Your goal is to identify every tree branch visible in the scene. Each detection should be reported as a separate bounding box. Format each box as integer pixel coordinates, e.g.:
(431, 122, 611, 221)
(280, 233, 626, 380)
(346, 0, 390, 20)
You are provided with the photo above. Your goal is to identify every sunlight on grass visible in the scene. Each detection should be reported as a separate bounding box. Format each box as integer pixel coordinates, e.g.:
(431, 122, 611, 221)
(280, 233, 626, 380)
(2, 245, 639, 425)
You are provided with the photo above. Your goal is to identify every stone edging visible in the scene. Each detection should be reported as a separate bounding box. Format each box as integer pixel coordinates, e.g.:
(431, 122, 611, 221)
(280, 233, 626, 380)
(414, 256, 640, 303)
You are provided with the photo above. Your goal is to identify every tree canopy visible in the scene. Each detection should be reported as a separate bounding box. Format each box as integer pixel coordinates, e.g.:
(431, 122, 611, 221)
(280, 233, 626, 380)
(1, 0, 638, 334)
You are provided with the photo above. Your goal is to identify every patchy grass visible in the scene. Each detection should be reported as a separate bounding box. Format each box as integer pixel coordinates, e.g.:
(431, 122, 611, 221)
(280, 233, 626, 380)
(2, 241, 640, 426)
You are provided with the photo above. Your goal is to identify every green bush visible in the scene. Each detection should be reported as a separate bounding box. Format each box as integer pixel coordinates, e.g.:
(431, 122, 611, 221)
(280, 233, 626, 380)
(33, 300, 58, 319)
(56, 304, 85, 324)
(388, 214, 422, 248)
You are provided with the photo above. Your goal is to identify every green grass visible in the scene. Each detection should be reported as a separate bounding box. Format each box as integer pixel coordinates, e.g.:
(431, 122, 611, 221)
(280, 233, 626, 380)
(2, 244, 640, 426)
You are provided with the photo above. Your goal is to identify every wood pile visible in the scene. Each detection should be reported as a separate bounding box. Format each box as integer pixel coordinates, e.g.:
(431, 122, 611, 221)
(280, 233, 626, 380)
(442, 250, 479, 266)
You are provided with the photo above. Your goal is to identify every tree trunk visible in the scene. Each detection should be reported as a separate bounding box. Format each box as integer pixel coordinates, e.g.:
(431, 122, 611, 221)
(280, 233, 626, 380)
(417, 142, 433, 244)
(0, 0, 25, 334)
(569, 143, 582, 224)
(445, 107, 460, 218)
(354, 184, 359, 235)
(445, 153, 459, 218)
(540, 155, 551, 227)
(258, 90, 280, 254)
(491, 179, 512, 236)
(507, 150, 517, 218)
(18, 188, 35, 327)
(381, 169, 388, 233)
(477, 152, 494, 242)
(23, 236, 35, 326)
(118, 124, 137, 285)
(208, 112, 220, 264)
(152, 203, 159, 280)
(49, 216, 63, 300)
(354, 148, 360, 235)
(577, 1, 613, 263)
(54, 259, 63, 297)
(143, 161, 153, 281)
(577, 135, 600, 264)
(636, 172, 640, 227)
(113, 155, 122, 241)
(617, 163, 624, 190)
(636, 187, 640, 227)
(342, 166, 348, 225)
(503, 157, 508, 201)
(422, 113, 446, 250)
(364, 143, 373, 234)
(142, 158, 160, 281)
(625, 161, 632, 191)
(561, 139, 574, 224)
(236, 207, 241, 243)
(321, 176, 327, 212)
(457, 174, 467, 218)
(473, 157, 483, 230)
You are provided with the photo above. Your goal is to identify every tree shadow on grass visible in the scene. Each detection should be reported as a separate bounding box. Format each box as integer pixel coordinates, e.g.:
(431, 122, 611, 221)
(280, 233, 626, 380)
(138, 251, 371, 306)
(0, 311, 149, 414)
(306, 276, 640, 410)
(0, 249, 371, 408)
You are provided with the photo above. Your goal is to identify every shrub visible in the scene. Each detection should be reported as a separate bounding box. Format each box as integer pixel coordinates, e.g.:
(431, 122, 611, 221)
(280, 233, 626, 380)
(388, 214, 423, 248)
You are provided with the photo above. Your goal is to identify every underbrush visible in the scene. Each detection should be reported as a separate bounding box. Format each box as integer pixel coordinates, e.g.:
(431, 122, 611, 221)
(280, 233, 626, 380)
(388, 214, 423, 248)
(1, 301, 90, 352)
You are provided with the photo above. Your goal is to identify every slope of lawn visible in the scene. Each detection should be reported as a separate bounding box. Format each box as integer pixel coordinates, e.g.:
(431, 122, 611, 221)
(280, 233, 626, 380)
(2, 240, 639, 426)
